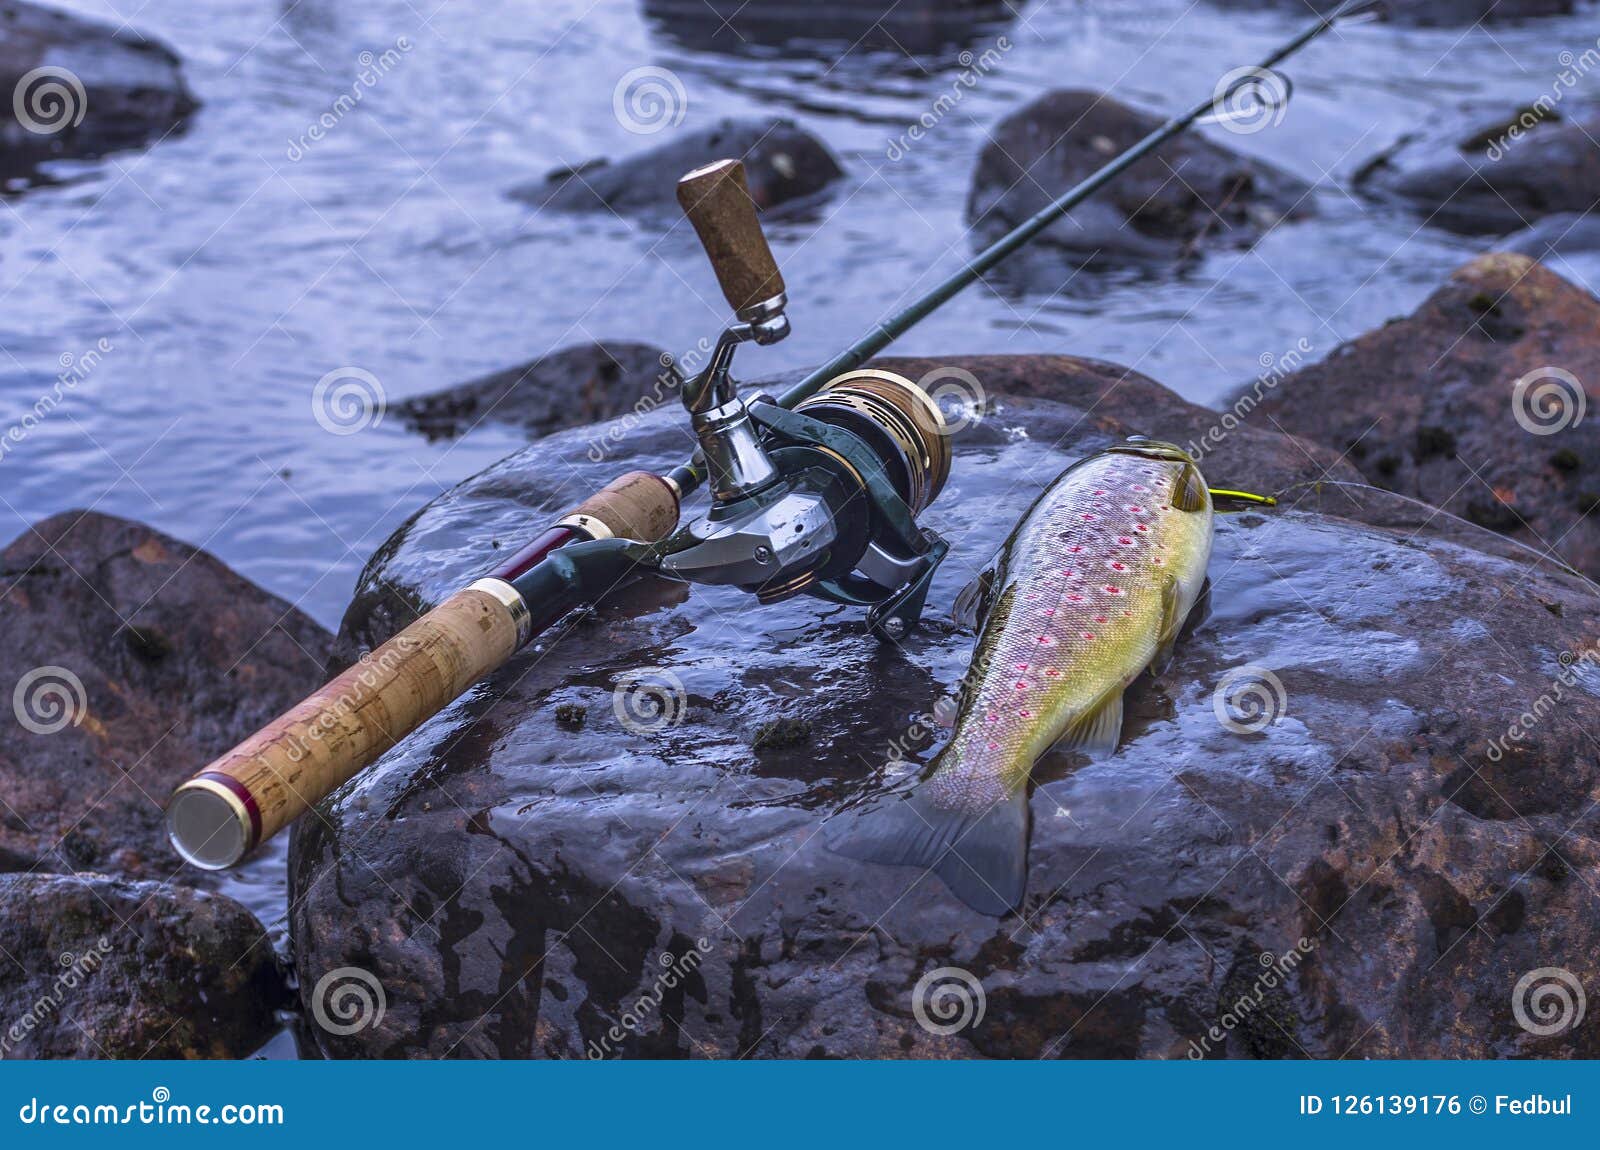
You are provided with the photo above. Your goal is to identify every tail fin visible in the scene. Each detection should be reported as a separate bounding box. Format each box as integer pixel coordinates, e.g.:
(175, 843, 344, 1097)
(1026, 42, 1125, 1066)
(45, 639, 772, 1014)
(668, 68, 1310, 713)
(824, 784, 1029, 916)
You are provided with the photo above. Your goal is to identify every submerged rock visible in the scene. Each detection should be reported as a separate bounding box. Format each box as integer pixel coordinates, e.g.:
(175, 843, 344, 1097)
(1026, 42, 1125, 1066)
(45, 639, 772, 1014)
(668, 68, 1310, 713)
(0, 874, 285, 1058)
(0, 0, 199, 186)
(1206, 0, 1571, 26)
(0, 511, 332, 880)
(641, 0, 1018, 58)
(513, 118, 842, 217)
(1356, 106, 1600, 235)
(399, 341, 670, 443)
(1501, 213, 1600, 262)
(1253, 253, 1600, 579)
(287, 356, 1600, 1063)
(967, 90, 1312, 285)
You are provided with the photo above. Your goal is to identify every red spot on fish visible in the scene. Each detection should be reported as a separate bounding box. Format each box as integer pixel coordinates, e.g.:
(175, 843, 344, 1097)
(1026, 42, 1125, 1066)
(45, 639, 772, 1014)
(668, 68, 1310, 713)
(1066, 593, 1083, 602)
(1083, 632, 1096, 641)
(1132, 484, 1149, 492)
(1129, 505, 1144, 513)
(988, 741, 1000, 750)
(1046, 669, 1060, 677)
(1153, 557, 1164, 566)
(1043, 608, 1055, 617)
(1110, 562, 1126, 572)
(1037, 635, 1056, 646)
(987, 713, 999, 723)
(1015, 681, 1030, 690)
(1096, 615, 1108, 623)
(1068, 545, 1083, 553)
(1081, 513, 1096, 521)
(1104, 585, 1124, 596)
(1135, 523, 1149, 533)
(1016, 663, 1029, 672)
(1117, 537, 1134, 546)
(1019, 710, 1032, 718)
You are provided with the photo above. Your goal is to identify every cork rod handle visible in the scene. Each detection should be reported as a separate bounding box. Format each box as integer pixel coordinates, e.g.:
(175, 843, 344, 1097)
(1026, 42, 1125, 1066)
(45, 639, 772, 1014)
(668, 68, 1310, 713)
(167, 584, 525, 869)
(676, 158, 785, 315)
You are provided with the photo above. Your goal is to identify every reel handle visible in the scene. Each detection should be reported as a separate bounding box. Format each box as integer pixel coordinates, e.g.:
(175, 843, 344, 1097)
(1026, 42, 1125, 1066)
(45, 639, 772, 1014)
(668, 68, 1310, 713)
(676, 158, 785, 317)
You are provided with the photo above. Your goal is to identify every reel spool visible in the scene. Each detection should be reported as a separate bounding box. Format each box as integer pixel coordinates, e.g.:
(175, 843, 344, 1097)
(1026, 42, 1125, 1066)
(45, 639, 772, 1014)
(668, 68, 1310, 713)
(792, 369, 950, 520)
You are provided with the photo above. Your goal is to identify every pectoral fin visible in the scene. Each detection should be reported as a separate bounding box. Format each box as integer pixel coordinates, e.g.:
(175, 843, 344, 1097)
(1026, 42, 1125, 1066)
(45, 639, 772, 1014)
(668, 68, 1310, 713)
(1172, 463, 1209, 513)
(952, 554, 1003, 632)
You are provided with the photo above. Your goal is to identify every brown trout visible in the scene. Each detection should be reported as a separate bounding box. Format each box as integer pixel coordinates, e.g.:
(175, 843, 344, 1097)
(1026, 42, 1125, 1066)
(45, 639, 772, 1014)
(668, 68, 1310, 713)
(827, 439, 1215, 915)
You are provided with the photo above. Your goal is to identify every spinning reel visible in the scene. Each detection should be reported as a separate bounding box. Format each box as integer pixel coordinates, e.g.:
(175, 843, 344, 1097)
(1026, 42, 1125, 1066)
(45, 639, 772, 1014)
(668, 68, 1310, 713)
(653, 159, 951, 640)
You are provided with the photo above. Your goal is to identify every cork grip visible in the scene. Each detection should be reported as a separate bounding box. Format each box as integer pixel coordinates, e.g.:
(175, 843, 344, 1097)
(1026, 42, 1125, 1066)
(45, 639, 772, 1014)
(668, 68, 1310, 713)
(560, 470, 680, 541)
(168, 586, 523, 868)
(676, 159, 785, 315)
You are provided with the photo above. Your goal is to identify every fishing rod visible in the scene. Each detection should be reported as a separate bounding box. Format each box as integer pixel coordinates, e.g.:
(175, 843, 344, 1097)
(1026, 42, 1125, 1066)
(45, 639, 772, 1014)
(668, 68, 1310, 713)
(167, 0, 1377, 870)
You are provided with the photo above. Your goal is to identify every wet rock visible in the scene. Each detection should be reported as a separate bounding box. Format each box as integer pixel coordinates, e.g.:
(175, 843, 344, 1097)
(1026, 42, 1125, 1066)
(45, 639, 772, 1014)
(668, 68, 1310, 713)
(1356, 106, 1600, 235)
(1501, 213, 1600, 262)
(1207, 0, 1571, 26)
(0, 873, 285, 1058)
(642, 0, 1018, 58)
(0, 0, 199, 186)
(513, 118, 842, 217)
(399, 341, 671, 443)
(967, 90, 1312, 284)
(290, 356, 1600, 1062)
(0, 511, 332, 881)
(1253, 252, 1600, 579)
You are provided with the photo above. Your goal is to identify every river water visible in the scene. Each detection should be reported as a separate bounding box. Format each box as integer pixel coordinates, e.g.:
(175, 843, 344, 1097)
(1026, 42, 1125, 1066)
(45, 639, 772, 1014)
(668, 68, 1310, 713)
(2, 0, 1597, 1016)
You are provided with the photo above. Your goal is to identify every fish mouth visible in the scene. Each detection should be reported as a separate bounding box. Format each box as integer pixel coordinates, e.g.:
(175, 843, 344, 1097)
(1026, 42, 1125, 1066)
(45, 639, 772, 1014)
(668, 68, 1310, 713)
(1104, 436, 1195, 463)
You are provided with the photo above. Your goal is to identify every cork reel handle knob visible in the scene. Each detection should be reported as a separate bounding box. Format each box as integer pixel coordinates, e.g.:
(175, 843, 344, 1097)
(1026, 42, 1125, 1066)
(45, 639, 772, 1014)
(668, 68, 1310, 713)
(676, 159, 785, 317)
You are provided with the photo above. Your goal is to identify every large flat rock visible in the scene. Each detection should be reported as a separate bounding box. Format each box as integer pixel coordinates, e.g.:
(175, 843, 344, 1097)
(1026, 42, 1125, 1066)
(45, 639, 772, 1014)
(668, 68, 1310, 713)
(289, 357, 1587, 1058)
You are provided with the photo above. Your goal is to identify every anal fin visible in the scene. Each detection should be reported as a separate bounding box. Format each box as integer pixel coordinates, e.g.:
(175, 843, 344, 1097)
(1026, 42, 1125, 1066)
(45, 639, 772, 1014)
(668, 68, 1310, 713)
(1052, 688, 1125, 761)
